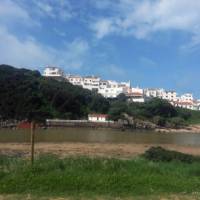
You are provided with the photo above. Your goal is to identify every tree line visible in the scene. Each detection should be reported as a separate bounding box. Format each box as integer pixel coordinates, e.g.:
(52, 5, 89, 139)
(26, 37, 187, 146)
(0, 65, 109, 122)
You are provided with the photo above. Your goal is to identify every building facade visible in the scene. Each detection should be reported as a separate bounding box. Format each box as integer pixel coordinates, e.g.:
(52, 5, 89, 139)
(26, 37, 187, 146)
(43, 67, 64, 77)
(43, 67, 199, 110)
(88, 114, 108, 122)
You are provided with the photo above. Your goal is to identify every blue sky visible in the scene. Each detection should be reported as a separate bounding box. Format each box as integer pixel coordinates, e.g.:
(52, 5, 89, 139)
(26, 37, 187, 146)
(0, 0, 200, 97)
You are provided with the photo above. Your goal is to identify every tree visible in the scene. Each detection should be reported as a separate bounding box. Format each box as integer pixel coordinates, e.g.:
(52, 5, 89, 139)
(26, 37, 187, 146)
(144, 98, 177, 118)
(108, 101, 128, 121)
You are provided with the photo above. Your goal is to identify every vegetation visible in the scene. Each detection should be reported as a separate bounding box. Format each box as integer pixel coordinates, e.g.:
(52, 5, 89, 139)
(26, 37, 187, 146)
(0, 152, 200, 198)
(0, 65, 109, 121)
(143, 146, 200, 163)
(1, 65, 200, 128)
(108, 97, 200, 128)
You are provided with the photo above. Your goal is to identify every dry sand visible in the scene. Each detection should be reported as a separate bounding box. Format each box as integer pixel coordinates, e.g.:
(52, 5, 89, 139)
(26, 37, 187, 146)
(1, 142, 200, 159)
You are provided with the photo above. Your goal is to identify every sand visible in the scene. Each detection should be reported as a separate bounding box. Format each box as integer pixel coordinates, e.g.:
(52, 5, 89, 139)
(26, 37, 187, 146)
(1, 142, 200, 159)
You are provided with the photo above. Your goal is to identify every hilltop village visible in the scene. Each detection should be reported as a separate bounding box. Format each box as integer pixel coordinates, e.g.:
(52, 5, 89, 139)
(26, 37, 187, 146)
(43, 66, 200, 111)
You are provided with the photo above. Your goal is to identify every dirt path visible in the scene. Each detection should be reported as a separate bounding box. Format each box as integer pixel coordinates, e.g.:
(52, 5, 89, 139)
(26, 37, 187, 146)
(1, 143, 200, 158)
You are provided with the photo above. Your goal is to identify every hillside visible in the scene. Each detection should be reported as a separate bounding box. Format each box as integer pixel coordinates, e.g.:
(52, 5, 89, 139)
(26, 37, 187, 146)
(0, 65, 109, 121)
(0, 65, 200, 128)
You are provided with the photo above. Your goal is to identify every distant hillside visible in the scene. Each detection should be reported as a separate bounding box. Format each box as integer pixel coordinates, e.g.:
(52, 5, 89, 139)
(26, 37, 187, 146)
(0, 65, 109, 121)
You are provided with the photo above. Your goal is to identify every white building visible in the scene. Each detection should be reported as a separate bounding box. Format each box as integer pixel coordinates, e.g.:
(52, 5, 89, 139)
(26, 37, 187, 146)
(98, 80, 123, 98)
(144, 88, 165, 99)
(99, 80, 108, 89)
(43, 67, 199, 110)
(43, 67, 64, 77)
(98, 80, 130, 98)
(126, 87, 145, 103)
(173, 101, 194, 110)
(180, 93, 193, 102)
(66, 75, 83, 86)
(171, 93, 196, 110)
(82, 76, 100, 91)
(193, 100, 200, 111)
(88, 114, 108, 122)
(161, 90, 177, 102)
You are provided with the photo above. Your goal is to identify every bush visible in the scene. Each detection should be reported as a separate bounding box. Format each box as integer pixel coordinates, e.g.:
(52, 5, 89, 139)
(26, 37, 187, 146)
(152, 116, 166, 127)
(176, 108, 191, 120)
(143, 147, 200, 163)
(167, 117, 186, 128)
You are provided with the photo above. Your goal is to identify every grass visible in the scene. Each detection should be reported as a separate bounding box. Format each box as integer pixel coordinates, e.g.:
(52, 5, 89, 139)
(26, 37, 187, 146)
(1, 153, 200, 199)
(187, 110, 200, 125)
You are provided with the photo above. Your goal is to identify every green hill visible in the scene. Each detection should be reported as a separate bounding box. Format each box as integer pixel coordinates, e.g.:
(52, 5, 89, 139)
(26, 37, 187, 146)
(0, 65, 109, 121)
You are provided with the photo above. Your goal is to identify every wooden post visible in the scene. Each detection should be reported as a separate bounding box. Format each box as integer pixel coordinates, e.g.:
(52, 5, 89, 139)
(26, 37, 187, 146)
(31, 121, 35, 165)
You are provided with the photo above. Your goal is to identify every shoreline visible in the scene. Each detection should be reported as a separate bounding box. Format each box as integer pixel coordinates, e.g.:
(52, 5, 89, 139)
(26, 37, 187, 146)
(1, 142, 200, 158)
(156, 124, 200, 133)
(2, 123, 200, 134)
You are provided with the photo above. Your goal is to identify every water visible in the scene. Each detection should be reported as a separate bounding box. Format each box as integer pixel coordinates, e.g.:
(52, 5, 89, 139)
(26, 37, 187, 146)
(0, 128, 200, 146)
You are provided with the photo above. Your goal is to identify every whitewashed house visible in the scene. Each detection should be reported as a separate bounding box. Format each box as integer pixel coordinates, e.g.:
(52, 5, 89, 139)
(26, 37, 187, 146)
(43, 66, 64, 78)
(126, 87, 145, 102)
(161, 90, 177, 102)
(172, 101, 194, 110)
(98, 80, 131, 98)
(98, 80, 122, 98)
(66, 74, 83, 86)
(88, 114, 109, 122)
(82, 76, 101, 91)
(144, 88, 165, 99)
(180, 93, 193, 102)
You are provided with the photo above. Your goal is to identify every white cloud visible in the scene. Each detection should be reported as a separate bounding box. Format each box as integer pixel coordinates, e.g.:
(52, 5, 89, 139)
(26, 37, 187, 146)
(0, 27, 90, 70)
(61, 38, 90, 69)
(32, 0, 73, 21)
(0, 0, 88, 70)
(0, 0, 33, 26)
(97, 64, 125, 78)
(91, 0, 200, 45)
(91, 18, 116, 39)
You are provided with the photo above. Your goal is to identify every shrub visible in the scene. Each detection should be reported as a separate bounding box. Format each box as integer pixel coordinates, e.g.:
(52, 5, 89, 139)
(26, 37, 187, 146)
(152, 116, 166, 127)
(167, 117, 186, 128)
(143, 146, 200, 163)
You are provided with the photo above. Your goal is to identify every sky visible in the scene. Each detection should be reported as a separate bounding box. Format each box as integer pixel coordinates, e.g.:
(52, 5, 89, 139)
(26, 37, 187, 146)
(0, 0, 200, 97)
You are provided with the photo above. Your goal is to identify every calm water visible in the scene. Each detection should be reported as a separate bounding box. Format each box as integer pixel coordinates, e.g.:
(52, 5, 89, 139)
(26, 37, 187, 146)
(0, 128, 200, 146)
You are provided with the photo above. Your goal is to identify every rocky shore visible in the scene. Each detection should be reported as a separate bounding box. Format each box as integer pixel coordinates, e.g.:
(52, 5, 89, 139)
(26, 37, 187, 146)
(156, 124, 200, 133)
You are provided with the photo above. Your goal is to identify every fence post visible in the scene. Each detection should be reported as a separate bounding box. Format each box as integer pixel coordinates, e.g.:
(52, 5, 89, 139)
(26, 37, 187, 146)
(30, 121, 35, 165)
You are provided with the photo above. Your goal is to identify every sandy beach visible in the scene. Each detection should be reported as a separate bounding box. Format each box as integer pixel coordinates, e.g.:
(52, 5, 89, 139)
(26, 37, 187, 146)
(1, 142, 200, 159)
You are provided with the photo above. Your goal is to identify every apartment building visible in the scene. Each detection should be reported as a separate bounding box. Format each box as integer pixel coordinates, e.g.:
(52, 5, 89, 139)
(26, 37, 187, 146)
(161, 90, 177, 102)
(43, 67, 199, 110)
(66, 74, 83, 86)
(82, 76, 100, 91)
(98, 80, 125, 98)
(126, 87, 145, 102)
(180, 93, 193, 102)
(172, 101, 194, 110)
(43, 66, 64, 77)
(144, 88, 165, 99)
